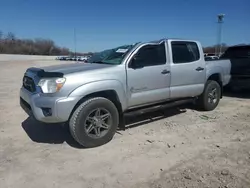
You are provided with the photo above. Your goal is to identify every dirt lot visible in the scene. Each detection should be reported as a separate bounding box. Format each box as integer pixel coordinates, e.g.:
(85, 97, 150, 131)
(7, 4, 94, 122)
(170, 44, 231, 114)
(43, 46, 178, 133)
(0, 60, 250, 188)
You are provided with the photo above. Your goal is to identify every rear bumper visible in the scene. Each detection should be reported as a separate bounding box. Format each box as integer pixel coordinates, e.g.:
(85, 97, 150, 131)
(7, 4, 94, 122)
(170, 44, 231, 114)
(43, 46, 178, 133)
(19, 87, 81, 123)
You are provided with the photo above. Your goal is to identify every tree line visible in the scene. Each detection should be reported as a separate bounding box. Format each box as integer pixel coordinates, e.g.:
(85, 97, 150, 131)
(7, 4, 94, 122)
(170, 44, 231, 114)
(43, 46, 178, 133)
(203, 43, 228, 54)
(0, 31, 84, 56)
(203, 43, 249, 54)
(0, 31, 247, 56)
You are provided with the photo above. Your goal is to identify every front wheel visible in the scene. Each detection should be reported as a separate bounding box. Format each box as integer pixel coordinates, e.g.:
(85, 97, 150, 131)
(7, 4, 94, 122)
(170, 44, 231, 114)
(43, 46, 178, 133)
(69, 97, 119, 148)
(197, 80, 221, 111)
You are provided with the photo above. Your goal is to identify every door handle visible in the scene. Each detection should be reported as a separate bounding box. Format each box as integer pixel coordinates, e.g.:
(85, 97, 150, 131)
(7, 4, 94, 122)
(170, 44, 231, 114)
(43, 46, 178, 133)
(161, 69, 170, 74)
(196, 67, 204, 71)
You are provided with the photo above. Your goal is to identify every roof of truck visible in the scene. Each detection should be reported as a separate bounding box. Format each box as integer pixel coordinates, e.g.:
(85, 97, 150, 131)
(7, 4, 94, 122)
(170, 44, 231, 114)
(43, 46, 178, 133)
(145, 38, 199, 44)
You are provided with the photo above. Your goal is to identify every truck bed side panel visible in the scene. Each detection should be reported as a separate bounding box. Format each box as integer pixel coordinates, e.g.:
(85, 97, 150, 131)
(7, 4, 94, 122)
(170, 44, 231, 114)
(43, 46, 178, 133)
(205, 59, 231, 86)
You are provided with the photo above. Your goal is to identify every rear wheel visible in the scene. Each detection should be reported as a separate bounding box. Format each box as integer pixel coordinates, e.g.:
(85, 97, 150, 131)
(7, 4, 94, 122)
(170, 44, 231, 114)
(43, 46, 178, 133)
(197, 80, 221, 111)
(69, 97, 119, 148)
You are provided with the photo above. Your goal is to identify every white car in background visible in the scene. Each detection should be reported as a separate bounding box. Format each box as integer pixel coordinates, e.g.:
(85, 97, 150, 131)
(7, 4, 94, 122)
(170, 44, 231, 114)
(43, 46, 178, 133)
(205, 55, 219, 61)
(77, 56, 88, 61)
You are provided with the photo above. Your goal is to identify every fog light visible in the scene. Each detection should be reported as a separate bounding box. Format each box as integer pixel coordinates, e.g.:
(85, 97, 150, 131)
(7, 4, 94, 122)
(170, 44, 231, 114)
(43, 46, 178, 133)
(42, 108, 52, 117)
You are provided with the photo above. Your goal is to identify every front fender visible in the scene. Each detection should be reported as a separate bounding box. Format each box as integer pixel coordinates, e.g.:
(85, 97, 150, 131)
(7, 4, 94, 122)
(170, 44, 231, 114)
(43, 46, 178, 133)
(68, 79, 128, 111)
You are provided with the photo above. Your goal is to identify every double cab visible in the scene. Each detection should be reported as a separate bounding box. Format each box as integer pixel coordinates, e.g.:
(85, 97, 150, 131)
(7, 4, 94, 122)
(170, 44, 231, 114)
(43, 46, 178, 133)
(20, 39, 231, 147)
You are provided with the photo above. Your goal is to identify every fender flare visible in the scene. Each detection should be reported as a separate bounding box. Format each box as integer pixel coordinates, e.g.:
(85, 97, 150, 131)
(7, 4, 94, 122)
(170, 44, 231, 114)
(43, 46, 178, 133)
(206, 66, 223, 82)
(68, 79, 128, 111)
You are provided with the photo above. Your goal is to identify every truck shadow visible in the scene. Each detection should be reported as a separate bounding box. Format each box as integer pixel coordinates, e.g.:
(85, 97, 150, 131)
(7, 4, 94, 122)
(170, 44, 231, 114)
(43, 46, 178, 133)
(21, 107, 186, 149)
(21, 118, 77, 146)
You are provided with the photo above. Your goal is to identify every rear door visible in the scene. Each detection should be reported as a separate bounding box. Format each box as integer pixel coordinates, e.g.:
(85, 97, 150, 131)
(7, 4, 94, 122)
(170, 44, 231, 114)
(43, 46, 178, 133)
(169, 41, 206, 98)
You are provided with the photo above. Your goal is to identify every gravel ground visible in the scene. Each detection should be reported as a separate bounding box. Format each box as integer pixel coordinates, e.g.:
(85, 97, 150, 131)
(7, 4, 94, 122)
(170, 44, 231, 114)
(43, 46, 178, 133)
(0, 60, 250, 188)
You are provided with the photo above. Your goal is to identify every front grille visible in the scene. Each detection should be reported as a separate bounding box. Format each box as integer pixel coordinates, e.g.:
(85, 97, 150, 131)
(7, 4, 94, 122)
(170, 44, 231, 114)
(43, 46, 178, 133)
(23, 76, 36, 92)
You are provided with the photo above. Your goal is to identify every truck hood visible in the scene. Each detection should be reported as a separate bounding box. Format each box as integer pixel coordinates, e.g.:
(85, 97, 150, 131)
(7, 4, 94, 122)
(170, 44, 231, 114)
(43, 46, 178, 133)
(41, 62, 114, 75)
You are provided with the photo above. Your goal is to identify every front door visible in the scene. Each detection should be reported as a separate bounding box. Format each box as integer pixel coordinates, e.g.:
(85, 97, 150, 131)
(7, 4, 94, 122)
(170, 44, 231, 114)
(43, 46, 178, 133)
(126, 42, 171, 108)
(169, 41, 206, 98)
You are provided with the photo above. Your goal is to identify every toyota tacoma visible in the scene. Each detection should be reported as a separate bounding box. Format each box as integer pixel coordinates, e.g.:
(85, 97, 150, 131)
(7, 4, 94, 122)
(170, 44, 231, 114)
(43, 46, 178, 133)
(20, 39, 231, 147)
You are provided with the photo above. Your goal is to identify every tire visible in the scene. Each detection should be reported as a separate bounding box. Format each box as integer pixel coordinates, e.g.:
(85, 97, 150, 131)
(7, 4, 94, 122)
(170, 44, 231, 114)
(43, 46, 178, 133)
(197, 80, 221, 111)
(69, 97, 119, 148)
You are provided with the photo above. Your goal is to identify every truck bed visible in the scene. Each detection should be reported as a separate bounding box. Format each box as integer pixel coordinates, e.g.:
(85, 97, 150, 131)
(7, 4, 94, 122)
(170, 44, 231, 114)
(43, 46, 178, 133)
(205, 59, 231, 86)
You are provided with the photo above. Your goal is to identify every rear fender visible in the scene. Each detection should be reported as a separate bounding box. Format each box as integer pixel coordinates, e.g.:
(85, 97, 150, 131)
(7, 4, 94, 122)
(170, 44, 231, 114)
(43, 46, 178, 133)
(206, 66, 223, 82)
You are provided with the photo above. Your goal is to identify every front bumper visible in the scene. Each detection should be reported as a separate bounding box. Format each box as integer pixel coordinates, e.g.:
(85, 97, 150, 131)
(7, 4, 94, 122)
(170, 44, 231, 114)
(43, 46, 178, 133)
(19, 87, 81, 123)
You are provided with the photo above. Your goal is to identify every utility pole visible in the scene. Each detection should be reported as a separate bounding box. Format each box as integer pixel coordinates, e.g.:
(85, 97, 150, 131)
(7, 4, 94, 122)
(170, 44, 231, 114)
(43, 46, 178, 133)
(216, 14, 225, 56)
(74, 28, 77, 59)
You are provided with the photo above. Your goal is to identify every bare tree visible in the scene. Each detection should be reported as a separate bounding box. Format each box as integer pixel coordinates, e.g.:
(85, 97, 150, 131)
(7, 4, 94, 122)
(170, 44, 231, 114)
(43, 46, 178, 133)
(0, 30, 3, 53)
(0, 31, 81, 55)
(6, 32, 16, 41)
(203, 43, 228, 54)
(0, 30, 3, 40)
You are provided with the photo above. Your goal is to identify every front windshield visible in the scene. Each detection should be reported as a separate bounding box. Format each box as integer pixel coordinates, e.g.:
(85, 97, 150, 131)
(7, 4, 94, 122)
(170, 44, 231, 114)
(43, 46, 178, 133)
(87, 44, 137, 65)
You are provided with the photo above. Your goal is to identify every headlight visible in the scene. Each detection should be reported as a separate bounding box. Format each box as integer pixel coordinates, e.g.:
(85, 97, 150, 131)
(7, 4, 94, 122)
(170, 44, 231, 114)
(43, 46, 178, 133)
(38, 77, 66, 93)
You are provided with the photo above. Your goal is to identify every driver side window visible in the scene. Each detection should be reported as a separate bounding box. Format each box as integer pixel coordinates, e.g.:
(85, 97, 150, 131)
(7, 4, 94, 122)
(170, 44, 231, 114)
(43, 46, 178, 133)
(130, 43, 166, 68)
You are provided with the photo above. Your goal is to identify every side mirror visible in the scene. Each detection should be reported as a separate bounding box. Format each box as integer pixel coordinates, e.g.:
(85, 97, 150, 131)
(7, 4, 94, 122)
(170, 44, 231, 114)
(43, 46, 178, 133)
(130, 55, 144, 69)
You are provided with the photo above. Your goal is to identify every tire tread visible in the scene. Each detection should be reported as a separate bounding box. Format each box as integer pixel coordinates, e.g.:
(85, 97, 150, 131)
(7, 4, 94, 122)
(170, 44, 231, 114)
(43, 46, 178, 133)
(197, 80, 221, 111)
(69, 97, 118, 147)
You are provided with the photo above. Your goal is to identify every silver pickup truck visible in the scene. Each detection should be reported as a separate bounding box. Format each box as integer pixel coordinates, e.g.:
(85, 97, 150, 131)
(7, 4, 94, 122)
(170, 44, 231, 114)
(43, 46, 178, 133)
(20, 39, 231, 147)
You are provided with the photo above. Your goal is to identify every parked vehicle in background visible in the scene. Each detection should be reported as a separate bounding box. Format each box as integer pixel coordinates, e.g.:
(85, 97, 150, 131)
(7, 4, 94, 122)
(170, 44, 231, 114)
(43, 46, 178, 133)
(72, 56, 77, 61)
(204, 53, 217, 57)
(78, 56, 88, 61)
(56, 56, 90, 62)
(20, 38, 231, 148)
(220, 45, 250, 90)
(65, 56, 72, 61)
(55, 55, 91, 61)
(56, 56, 68, 60)
(205, 55, 219, 61)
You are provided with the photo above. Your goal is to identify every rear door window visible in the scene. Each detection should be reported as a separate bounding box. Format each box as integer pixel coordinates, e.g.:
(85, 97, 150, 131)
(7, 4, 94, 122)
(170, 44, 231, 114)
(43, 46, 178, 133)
(171, 41, 200, 64)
